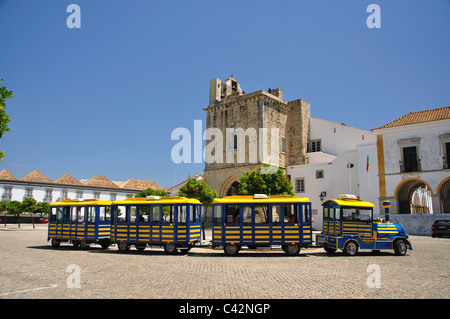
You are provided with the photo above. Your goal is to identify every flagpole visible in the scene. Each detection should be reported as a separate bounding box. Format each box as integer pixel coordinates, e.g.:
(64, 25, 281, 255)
(367, 153, 370, 191)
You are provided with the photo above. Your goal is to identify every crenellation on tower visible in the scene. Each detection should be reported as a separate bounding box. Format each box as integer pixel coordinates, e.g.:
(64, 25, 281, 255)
(204, 77, 311, 196)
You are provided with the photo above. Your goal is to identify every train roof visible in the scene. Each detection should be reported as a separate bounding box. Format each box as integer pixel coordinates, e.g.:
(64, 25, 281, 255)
(212, 195, 311, 204)
(322, 194, 375, 208)
(113, 196, 201, 205)
(50, 199, 112, 206)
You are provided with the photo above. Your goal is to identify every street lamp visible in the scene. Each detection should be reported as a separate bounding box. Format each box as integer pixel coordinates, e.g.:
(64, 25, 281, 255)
(319, 191, 327, 202)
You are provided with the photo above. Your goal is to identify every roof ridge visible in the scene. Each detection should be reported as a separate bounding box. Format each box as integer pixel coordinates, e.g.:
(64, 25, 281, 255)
(372, 106, 450, 130)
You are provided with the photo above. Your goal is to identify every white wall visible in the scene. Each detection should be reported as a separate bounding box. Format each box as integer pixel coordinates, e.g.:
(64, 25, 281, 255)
(1, 182, 136, 203)
(288, 118, 379, 230)
(376, 118, 450, 213)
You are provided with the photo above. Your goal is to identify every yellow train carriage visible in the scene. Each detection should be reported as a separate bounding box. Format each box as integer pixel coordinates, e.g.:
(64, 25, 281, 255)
(111, 196, 202, 254)
(212, 194, 313, 256)
(48, 199, 113, 249)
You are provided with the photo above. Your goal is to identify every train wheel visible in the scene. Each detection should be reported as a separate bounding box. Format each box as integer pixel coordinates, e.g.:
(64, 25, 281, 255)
(51, 238, 60, 248)
(164, 243, 178, 254)
(118, 241, 130, 252)
(80, 239, 90, 250)
(343, 240, 358, 256)
(284, 244, 300, 256)
(394, 240, 407, 256)
(224, 244, 240, 256)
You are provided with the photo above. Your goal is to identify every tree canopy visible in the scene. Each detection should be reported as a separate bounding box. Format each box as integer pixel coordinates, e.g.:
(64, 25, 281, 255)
(238, 164, 294, 196)
(0, 78, 13, 160)
(135, 188, 168, 198)
(178, 178, 218, 207)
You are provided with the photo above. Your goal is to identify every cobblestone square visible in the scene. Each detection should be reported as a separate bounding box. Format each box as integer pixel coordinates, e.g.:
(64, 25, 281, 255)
(0, 225, 449, 299)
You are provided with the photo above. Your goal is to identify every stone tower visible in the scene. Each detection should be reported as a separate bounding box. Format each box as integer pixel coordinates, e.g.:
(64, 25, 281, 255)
(204, 77, 310, 196)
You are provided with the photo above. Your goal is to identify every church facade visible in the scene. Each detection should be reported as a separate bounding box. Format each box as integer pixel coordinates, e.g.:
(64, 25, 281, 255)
(203, 77, 310, 197)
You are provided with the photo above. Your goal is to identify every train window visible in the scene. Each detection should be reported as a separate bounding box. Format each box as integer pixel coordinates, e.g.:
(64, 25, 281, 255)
(226, 204, 240, 223)
(139, 205, 150, 223)
(129, 206, 137, 223)
(50, 207, 58, 222)
(272, 205, 282, 223)
(254, 205, 268, 223)
(323, 207, 329, 219)
(162, 205, 174, 223)
(152, 206, 160, 224)
(71, 206, 78, 222)
(284, 205, 297, 223)
(116, 205, 127, 222)
(190, 205, 200, 222)
(242, 205, 252, 223)
(98, 206, 111, 222)
(342, 208, 372, 222)
(303, 205, 311, 223)
(88, 207, 96, 223)
(213, 205, 222, 224)
(62, 207, 70, 222)
(177, 205, 187, 223)
(78, 207, 85, 222)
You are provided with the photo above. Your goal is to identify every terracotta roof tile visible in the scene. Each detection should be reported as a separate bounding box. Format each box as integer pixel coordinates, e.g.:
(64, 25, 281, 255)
(373, 106, 450, 130)
(0, 168, 18, 180)
(83, 175, 119, 189)
(21, 170, 53, 183)
(120, 178, 163, 191)
(54, 173, 82, 185)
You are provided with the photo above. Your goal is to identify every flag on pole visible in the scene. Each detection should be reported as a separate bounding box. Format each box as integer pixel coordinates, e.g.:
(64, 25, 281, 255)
(366, 154, 369, 172)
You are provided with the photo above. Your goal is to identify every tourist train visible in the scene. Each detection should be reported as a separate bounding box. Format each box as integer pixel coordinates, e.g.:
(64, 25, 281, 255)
(48, 194, 412, 256)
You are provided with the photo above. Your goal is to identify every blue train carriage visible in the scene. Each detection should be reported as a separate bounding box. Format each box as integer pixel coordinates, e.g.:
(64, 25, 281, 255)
(48, 199, 113, 249)
(211, 194, 313, 256)
(111, 196, 202, 254)
(316, 194, 412, 256)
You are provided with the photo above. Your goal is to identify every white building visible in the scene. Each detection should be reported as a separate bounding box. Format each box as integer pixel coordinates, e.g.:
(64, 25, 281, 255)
(0, 169, 163, 204)
(372, 106, 450, 234)
(287, 118, 379, 230)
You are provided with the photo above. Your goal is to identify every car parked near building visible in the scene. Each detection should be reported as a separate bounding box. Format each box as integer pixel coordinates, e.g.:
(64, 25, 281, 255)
(431, 220, 450, 238)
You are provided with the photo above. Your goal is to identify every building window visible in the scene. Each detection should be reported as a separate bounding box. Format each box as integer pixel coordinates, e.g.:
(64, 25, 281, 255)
(44, 189, 53, 202)
(76, 191, 83, 199)
(316, 170, 324, 179)
(310, 139, 321, 152)
(440, 135, 450, 169)
(94, 192, 100, 199)
(445, 142, 450, 169)
(110, 193, 117, 201)
(398, 138, 421, 173)
(25, 188, 33, 199)
(2, 187, 12, 201)
(295, 178, 305, 193)
(401, 146, 421, 172)
(281, 136, 288, 154)
(61, 190, 68, 200)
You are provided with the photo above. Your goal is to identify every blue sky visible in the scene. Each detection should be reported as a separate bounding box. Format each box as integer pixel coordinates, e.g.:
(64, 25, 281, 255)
(1, 0, 449, 188)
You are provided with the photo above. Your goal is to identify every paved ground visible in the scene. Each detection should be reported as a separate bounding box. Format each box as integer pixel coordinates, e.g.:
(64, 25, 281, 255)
(0, 224, 449, 300)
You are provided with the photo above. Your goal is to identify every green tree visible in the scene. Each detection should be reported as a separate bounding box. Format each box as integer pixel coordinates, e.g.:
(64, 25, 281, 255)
(178, 178, 219, 240)
(135, 188, 168, 198)
(22, 197, 37, 228)
(7, 201, 22, 227)
(35, 202, 50, 218)
(238, 164, 294, 196)
(0, 201, 8, 227)
(0, 79, 13, 160)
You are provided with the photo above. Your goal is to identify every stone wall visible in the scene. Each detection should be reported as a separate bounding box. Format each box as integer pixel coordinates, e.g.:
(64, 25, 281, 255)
(390, 214, 450, 235)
